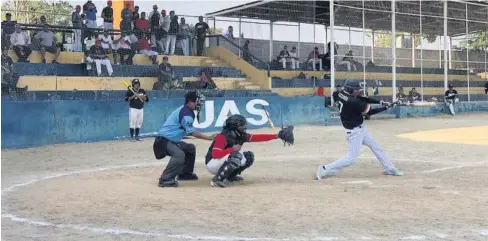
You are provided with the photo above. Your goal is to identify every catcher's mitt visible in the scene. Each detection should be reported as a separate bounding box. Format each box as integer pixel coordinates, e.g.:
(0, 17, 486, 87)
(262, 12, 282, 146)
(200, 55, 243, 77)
(278, 126, 294, 146)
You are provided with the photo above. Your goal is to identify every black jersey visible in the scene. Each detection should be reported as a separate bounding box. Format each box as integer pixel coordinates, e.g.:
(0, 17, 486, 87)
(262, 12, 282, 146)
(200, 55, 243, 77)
(445, 89, 458, 100)
(336, 91, 370, 129)
(125, 88, 148, 109)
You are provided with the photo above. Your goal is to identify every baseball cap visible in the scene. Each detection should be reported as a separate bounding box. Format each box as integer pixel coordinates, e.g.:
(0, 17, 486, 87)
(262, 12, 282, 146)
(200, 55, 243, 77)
(75, 5, 81, 9)
(153, 4, 158, 9)
(161, 9, 166, 14)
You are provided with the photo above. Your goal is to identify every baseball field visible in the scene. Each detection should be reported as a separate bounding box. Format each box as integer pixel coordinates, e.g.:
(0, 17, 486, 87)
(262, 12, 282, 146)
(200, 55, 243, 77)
(2, 113, 487, 241)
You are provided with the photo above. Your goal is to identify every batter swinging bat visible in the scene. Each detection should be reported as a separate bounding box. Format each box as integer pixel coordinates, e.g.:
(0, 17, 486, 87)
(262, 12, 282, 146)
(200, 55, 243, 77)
(122, 80, 144, 103)
(261, 105, 275, 129)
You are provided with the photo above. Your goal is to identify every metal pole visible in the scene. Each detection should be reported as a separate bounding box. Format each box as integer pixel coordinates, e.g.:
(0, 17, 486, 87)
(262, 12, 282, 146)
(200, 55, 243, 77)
(411, 33, 415, 67)
(362, 0, 366, 96)
(443, 0, 448, 92)
(465, 3, 470, 102)
(420, 0, 424, 101)
(349, 26, 352, 50)
(313, 23, 316, 44)
(449, 36, 452, 69)
(238, 17, 242, 58)
(298, 23, 301, 58)
(439, 39, 442, 69)
(330, 0, 335, 103)
(371, 30, 375, 63)
(269, 21, 273, 62)
(392, 0, 397, 102)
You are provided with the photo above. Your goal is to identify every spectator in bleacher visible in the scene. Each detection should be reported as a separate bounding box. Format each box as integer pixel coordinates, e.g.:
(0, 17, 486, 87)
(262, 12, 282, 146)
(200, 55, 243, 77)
(199, 69, 217, 89)
(98, 30, 116, 63)
(72, 5, 83, 52)
(135, 12, 150, 33)
(340, 50, 354, 71)
(138, 32, 158, 65)
(86, 39, 113, 76)
(179, 17, 190, 56)
(114, 31, 135, 65)
(155, 56, 175, 90)
(307, 47, 323, 71)
(120, 17, 133, 32)
(396, 87, 407, 104)
(10, 24, 31, 62)
(34, 25, 61, 63)
(132, 6, 140, 24)
(102, 1, 114, 30)
(195, 16, 209, 56)
(242, 40, 252, 64)
(157, 10, 170, 53)
(2, 49, 28, 96)
(83, 0, 97, 28)
(224, 26, 234, 40)
(408, 87, 421, 102)
(278, 45, 290, 70)
(148, 5, 161, 48)
(289, 46, 299, 70)
(332, 84, 343, 103)
(121, 3, 131, 21)
(2, 13, 16, 50)
(485, 81, 488, 95)
(165, 11, 178, 55)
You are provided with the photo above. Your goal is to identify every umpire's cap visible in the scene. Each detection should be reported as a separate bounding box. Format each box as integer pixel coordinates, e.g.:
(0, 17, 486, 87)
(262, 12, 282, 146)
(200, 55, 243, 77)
(343, 79, 361, 90)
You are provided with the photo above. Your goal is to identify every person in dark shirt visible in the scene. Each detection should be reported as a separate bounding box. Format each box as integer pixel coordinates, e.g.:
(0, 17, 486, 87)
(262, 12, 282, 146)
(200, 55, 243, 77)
(165, 11, 179, 55)
(194, 16, 209, 56)
(316, 79, 402, 180)
(2, 13, 16, 50)
(332, 84, 343, 103)
(102, 1, 114, 29)
(132, 6, 140, 25)
(408, 87, 421, 102)
(1, 49, 28, 96)
(154, 56, 175, 90)
(396, 87, 407, 104)
(121, 3, 131, 20)
(445, 84, 459, 115)
(125, 79, 148, 141)
(484, 81, 488, 95)
(242, 40, 252, 64)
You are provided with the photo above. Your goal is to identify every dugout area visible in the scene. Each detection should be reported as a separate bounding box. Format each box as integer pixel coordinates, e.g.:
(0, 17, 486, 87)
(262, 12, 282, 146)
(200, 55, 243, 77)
(2, 113, 487, 240)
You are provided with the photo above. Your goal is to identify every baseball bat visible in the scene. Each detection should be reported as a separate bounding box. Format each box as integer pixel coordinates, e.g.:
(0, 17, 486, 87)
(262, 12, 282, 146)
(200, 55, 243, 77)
(122, 80, 144, 103)
(261, 105, 275, 129)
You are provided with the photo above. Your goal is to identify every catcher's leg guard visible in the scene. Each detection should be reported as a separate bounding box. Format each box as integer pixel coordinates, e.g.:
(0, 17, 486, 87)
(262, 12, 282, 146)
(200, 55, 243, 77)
(211, 151, 242, 188)
(228, 151, 255, 182)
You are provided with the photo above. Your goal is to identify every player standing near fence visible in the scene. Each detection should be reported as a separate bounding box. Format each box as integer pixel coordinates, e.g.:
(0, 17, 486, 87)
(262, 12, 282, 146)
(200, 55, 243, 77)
(125, 79, 148, 141)
(316, 79, 403, 180)
(444, 84, 459, 116)
(154, 91, 216, 188)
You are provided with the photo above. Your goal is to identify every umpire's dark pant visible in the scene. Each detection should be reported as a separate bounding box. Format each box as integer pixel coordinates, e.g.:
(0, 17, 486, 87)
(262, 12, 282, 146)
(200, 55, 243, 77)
(160, 141, 196, 182)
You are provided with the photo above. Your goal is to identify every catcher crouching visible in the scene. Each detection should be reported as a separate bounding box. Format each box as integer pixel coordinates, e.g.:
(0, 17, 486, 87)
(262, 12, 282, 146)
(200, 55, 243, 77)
(205, 114, 294, 188)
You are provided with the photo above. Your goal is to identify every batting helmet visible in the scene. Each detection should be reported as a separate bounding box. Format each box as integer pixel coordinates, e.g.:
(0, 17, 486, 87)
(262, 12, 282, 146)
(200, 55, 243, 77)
(343, 79, 361, 92)
(132, 79, 140, 86)
(223, 114, 248, 133)
(448, 84, 454, 88)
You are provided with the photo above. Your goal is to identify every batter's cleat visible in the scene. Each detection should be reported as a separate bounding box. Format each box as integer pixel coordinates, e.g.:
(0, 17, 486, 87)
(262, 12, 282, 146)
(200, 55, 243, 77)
(383, 169, 404, 176)
(228, 175, 244, 182)
(316, 165, 327, 180)
(177, 173, 198, 181)
(130, 137, 136, 142)
(135, 137, 142, 141)
(158, 179, 179, 188)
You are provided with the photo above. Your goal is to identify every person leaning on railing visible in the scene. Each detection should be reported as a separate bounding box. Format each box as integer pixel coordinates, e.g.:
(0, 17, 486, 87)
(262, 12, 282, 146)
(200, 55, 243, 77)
(72, 5, 83, 52)
(194, 16, 209, 56)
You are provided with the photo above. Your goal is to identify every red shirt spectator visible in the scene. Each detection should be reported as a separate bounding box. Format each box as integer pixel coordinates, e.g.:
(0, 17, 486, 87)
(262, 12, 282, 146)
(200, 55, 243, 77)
(138, 37, 150, 50)
(135, 12, 149, 32)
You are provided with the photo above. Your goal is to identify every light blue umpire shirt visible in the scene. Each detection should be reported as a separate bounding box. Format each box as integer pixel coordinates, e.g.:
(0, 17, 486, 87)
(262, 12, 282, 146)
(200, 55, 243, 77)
(158, 105, 196, 142)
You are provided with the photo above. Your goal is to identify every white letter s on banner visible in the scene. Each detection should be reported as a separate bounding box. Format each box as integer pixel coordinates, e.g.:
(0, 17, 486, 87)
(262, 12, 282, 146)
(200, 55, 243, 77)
(246, 99, 269, 126)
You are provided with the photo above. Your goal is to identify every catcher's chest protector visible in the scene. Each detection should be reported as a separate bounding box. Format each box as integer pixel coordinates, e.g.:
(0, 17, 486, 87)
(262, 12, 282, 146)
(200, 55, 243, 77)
(222, 130, 247, 148)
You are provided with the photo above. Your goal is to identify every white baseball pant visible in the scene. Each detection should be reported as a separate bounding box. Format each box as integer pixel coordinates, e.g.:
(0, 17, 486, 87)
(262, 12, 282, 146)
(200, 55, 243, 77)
(445, 98, 458, 115)
(86, 57, 113, 76)
(165, 35, 177, 55)
(320, 125, 396, 176)
(129, 108, 144, 129)
(103, 22, 113, 30)
(206, 152, 247, 175)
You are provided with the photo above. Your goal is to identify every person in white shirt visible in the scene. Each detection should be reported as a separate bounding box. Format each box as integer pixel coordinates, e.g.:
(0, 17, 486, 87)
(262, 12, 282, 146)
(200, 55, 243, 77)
(157, 9, 170, 53)
(289, 46, 300, 70)
(223, 26, 234, 39)
(114, 32, 134, 64)
(10, 24, 31, 62)
(98, 30, 117, 64)
(307, 47, 323, 71)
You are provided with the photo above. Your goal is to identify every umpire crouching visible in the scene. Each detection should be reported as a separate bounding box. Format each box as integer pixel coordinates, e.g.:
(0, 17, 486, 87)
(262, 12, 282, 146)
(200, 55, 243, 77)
(154, 91, 215, 187)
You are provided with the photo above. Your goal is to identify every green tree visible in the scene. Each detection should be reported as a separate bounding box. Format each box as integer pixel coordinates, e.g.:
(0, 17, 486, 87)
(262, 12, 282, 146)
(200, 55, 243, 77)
(462, 32, 488, 50)
(373, 32, 437, 48)
(1, 0, 73, 26)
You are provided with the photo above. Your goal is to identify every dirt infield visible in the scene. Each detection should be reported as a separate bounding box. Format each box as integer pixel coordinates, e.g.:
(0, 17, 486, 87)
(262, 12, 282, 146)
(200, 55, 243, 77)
(2, 113, 488, 241)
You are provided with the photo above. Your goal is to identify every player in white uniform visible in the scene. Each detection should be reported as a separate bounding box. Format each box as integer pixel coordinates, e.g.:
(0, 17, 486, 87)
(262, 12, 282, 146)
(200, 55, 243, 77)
(125, 79, 148, 141)
(316, 79, 403, 179)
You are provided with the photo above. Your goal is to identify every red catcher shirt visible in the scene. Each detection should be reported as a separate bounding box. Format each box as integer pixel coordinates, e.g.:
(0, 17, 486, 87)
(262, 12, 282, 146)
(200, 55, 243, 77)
(211, 133, 277, 159)
(135, 18, 149, 32)
(138, 38, 150, 51)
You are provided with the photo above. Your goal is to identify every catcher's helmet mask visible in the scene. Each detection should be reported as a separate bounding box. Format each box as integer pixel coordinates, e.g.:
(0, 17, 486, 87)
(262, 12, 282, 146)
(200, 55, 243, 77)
(224, 114, 248, 136)
(185, 91, 206, 123)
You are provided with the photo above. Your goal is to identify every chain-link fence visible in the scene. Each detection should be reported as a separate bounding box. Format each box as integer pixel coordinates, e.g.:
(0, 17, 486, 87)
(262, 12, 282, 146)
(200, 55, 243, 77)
(331, 1, 488, 103)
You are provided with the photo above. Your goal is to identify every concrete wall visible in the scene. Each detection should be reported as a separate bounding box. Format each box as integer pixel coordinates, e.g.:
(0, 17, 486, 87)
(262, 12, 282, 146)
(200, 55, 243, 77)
(2, 97, 487, 149)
